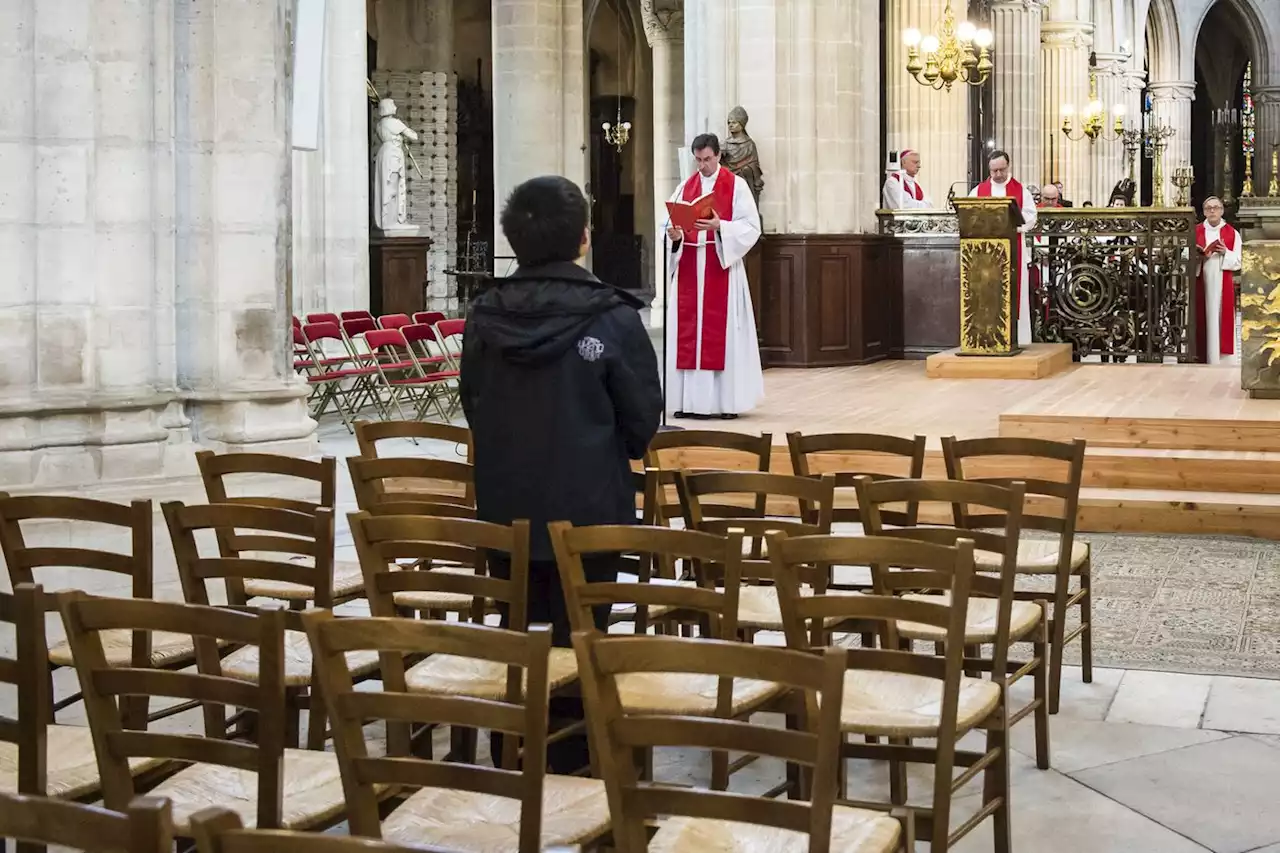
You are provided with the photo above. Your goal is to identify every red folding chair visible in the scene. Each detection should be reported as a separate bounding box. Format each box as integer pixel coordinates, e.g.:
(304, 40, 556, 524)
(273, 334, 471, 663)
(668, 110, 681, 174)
(434, 318, 465, 363)
(300, 322, 382, 429)
(341, 310, 374, 322)
(378, 313, 411, 330)
(412, 310, 446, 326)
(341, 316, 379, 362)
(306, 312, 339, 325)
(364, 329, 456, 422)
(403, 323, 461, 416)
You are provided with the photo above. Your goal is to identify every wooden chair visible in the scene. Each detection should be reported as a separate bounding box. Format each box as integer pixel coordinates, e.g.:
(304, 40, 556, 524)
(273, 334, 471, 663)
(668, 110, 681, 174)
(163, 502, 380, 749)
(195, 451, 365, 605)
(57, 593, 349, 834)
(573, 631, 908, 853)
(302, 613, 612, 852)
(0, 494, 197, 728)
(609, 470, 682, 633)
(942, 436, 1092, 714)
(189, 807, 457, 853)
(676, 471, 838, 639)
(0, 584, 166, 809)
(353, 419, 473, 466)
(854, 478, 1050, 775)
(0, 793, 172, 853)
(768, 534, 1007, 853)
(347, 456, 474, 514)
(643, 430, 773, 527)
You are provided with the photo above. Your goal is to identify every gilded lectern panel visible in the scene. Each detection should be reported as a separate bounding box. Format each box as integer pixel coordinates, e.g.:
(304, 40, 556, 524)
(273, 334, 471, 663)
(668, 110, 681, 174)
(953, 197, 1022, 356)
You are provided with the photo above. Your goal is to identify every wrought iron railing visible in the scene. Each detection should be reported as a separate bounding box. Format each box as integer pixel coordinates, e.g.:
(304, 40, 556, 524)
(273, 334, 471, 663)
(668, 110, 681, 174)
(1029, 208, 1197, 362)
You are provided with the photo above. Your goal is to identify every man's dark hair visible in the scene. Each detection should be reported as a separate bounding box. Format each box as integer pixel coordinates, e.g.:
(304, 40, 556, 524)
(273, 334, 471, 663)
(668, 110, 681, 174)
(499, 175, 588, 268)
(691, 133, 720, 155)
(988, 148, 1011, 165)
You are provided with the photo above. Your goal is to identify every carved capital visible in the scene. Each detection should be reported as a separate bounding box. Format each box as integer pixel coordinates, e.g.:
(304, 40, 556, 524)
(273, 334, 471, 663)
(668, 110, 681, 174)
(990, 0, 1044, 12)
(1040, 22, 1093, 50)
(640, 0, 683, 46)
(1148, 80, 1196, 102)
(1253, 86, 1280, 105)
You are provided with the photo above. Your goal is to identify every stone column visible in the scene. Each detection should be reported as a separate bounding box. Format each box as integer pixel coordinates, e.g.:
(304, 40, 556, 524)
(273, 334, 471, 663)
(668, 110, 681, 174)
(991, 0, 1043, 182)
(885, 0, 970, 202)
(491, 0, 586, 262)
(1123, 69, 1147, 202)
(642, 2, 684, 327)
(174, 0, 317, 453)
(1251, 86, 1280, 197)
(683, 0, 734, 140)
(293, 0, 371, 316)
(1149, 81, 1194, 206)
(1085, 54, 1130, 205)
(1040, 19, 1092, 197)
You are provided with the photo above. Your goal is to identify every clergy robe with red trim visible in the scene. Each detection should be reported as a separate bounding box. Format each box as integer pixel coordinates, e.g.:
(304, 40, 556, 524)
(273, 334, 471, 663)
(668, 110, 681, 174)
(970, 178, 1037, 346)
(1195, 220, 1241, 363)
(663, 167, 763, 416)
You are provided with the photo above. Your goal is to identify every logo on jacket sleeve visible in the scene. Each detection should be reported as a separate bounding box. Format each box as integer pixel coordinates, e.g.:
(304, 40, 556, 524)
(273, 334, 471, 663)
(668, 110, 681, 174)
(576, 336, 605, 362)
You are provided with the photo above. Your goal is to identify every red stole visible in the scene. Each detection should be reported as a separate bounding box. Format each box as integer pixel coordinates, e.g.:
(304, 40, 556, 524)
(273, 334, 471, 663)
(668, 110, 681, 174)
(1195, 221, 1237, 359)
(892, 172, 925, 201)
(675, 167, 737, 371)
(976, 178, 1025, 316)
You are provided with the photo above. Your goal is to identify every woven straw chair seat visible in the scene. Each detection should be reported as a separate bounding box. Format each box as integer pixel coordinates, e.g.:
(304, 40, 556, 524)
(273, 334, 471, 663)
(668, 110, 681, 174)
(392, 566, 484, 612)
(974, 539, 1089, 574)
(381, 774, 610, 853)
(649, 805, 902, 852)
(0, 724, 166, 800)
(896, 595, 1042, 644)
(405, 647, 579, 700)
(48, 629, 196, 668)
(221, 631, 380, 687)
(148, 747, 347, 833)
(614, 671, 785, 717)
(838, 670, 1000, 738)
(738, 585, 862, 631)
(243, 558, 366, 602)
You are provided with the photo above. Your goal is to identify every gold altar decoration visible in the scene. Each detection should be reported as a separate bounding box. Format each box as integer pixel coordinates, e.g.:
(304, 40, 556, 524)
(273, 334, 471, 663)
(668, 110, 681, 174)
(1243, 151, 1255, 197)
(903, 1, 992, 91)
(1240, 245, 1280, 394)
(1061, 74, 1124, 142)
(959, 239, 1012, 353)
(1172, 164, 1194, 207)
(1270, 145, 1280, 198)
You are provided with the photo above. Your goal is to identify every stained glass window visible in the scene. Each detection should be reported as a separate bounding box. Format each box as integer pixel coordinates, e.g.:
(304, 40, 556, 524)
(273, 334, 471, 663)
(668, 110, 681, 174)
(1243, 62, 1255, 161)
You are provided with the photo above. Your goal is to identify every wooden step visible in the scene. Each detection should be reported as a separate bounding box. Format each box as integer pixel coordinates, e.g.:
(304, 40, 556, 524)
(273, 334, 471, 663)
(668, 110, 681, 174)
(1075, 489, 1280, 539)
(998, 412, 1280, 452)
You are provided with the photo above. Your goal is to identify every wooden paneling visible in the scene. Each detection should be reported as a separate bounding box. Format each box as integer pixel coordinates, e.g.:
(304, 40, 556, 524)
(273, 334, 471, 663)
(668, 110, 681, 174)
(757, 234, 901, 368)
(370, 236, 432, 317)
(897, 235, 960, 358)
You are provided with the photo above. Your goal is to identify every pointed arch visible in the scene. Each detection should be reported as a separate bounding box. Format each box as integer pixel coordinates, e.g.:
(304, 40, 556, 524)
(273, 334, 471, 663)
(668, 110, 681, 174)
(1190, 0, 1270, 86)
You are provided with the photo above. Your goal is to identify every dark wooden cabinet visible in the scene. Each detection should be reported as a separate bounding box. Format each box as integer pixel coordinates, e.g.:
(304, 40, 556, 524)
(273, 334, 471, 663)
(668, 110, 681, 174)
(370, 236, 432, 317)
(755, 234, 901, 367)
(896, 235, 960, 358)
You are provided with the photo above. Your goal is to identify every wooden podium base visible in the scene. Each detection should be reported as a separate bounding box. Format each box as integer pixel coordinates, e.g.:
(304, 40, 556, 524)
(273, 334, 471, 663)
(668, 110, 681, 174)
(926, 343, 1073, 380)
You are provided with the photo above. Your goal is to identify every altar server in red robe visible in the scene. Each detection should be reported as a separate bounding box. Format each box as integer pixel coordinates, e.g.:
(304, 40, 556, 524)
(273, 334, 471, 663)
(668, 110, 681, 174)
(1195, 195, 1242, 364)
(663, 133, 763, 419)
(969, 149, 1038, 345)
(882, 149, 932, 209)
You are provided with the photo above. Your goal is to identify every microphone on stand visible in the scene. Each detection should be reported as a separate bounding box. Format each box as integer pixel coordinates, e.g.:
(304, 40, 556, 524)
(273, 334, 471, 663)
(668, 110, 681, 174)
(946, 181, 970, 211)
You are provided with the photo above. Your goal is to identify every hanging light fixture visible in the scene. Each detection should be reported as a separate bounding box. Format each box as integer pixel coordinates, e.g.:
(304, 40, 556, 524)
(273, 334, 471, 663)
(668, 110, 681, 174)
(903, 0, 993, 91)
(601, 6, 632, 152)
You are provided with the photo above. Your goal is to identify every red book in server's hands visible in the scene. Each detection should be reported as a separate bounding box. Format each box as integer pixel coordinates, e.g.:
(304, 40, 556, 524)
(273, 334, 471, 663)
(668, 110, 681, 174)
(665, 192, 716, 231)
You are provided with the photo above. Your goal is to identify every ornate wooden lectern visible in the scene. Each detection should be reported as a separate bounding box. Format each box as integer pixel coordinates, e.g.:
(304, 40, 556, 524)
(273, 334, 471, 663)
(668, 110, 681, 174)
(952, 197, 1025, 355)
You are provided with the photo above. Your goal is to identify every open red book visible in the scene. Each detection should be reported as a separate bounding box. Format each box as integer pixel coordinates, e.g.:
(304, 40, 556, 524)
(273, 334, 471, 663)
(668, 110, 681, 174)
(665, 191, 715, 232)
(1202, 239, 1226, 255)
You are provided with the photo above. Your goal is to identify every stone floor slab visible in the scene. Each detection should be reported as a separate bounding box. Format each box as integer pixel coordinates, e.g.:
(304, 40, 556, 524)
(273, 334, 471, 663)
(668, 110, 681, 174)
(1105, 670, 1211, 728)
(1072, 735, 1280, 853)
(1008, 664, 1124, 721)
(1202, 676, 1280, 734)
(1009, 717, 1228, 773)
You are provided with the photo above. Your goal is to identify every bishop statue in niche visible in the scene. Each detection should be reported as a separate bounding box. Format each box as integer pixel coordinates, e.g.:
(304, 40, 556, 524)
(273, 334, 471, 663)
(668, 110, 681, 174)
(722, 106, 764, 207)
(373, 97, 420, 235)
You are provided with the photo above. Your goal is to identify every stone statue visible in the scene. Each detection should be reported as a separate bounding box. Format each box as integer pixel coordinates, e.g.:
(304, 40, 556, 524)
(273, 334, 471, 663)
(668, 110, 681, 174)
(723, 105, 764, 206)
(373, 98, 419, 234)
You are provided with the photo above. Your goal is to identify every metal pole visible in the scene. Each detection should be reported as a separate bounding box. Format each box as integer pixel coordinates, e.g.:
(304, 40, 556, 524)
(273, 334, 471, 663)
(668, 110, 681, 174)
(661, 237, 668, 427)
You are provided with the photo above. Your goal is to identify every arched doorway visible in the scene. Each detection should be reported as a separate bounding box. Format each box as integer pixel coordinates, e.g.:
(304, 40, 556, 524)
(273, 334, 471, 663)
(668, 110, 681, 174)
(1190, 0, 1257, 213)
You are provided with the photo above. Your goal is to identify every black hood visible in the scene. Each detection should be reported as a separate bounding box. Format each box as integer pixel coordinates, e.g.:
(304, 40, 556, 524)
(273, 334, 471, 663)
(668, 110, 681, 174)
(467, 262, 643, 367)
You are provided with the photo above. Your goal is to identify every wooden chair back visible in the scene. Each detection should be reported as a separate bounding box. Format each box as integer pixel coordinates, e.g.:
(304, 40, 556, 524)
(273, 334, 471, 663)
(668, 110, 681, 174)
(349, 512, 527, 626)
(57, 593, 289, 826)
(353, 420, 473, 465)
(346, 456, 474, 513)
(785, 431, 927, 525)
(642, 430, 772, 525)
(572, 632, 851, 853)
(303, 612, 554, 848)
(549, 522, 745, 637)
(0, 584, 51, 799)
(0, 793, 173, 853)
(196, 451, 337, 516)
(188, 806, 456, 853)
(162, 502, 336, 613)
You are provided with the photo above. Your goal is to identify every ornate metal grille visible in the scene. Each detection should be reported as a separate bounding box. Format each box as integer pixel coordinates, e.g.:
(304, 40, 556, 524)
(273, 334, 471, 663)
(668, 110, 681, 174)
(1028, 209, 1197, 361)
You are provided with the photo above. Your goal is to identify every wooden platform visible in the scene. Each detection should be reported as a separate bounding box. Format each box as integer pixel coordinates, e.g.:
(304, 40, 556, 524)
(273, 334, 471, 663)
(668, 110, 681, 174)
(665, 360, 1280, 538)
(925, 343, 1073, 380)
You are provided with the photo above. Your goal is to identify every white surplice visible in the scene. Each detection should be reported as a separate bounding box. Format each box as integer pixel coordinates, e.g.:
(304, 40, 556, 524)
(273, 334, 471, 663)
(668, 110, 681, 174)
(1200, 221, 1242, 365)
(882, 172, 932, 210)
(663, 169, 763, 416)
(970, 180, 1038, 345)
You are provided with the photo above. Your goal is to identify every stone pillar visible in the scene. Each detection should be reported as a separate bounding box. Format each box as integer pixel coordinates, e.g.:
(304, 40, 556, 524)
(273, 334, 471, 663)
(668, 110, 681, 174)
(683, 0, 734, 140)
(293, 0, 371, 316)
(1086, 55, 1130, 205)
(642, 2, 684, 327)
(174, 0, 317, 453)
(991, 0, 1043, 182)
(491, 0, 586, 262)
(1251, 87, 1280, 197)
(885, 0, 970, 203)
(1149, 81, 1194, 206)
(1123, 69, 1146, 202)
(1040, 19, 1092, 197)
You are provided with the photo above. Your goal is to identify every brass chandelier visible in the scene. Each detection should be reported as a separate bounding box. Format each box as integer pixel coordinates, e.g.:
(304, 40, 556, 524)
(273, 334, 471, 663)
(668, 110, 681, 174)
(903, 1, 993, 91)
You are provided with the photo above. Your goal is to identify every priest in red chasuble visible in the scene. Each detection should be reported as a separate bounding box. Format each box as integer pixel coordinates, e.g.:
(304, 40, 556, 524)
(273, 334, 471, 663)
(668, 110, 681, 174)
(969, 149, 1038, 345)
(1195, 195, 1241, 364)
(664, 133, 763, 419)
